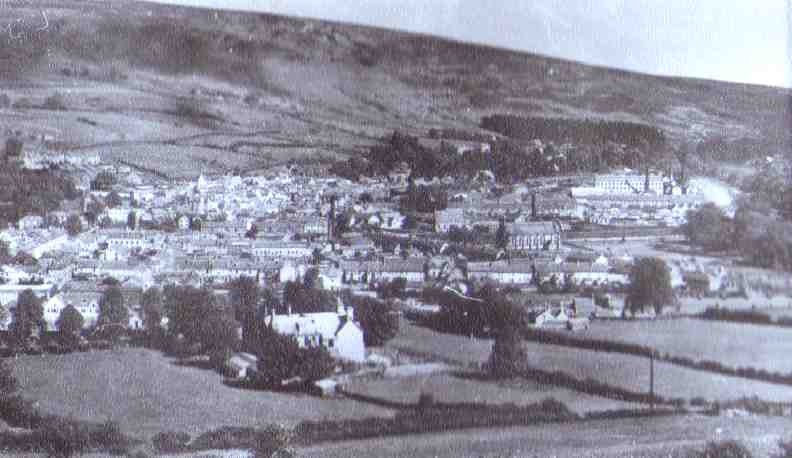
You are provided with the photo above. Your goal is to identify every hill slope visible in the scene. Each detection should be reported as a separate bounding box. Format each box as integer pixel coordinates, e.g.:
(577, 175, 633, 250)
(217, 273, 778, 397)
(0, 0, 789, 177)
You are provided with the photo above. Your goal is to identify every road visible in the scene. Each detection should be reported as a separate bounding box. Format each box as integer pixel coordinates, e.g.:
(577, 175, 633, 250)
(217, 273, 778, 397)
(297, 414, 792, 457)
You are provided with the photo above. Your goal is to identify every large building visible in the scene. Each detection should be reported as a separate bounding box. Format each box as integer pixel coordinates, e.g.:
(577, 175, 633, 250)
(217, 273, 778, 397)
(506, 221, 562, 252)
(594, 174, 665, 195)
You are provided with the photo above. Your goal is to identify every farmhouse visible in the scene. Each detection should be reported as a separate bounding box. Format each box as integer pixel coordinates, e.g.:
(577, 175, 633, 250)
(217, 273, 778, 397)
(263, 305, 366, 362)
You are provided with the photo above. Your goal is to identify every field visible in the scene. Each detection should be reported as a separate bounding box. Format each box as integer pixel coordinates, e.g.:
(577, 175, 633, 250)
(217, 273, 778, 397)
(10, 348, 393, 438)
(343, 372, 639, 415)
(580, 318, 792, 374)
(388, 322, 792, 403)
(297, 415, 792, 458)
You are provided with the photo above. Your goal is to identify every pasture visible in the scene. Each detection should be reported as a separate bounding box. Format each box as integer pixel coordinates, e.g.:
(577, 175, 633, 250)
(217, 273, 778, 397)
(343, 372, 639, 415)
(10, 348, 393, 439)
(388, 322, 792, 403)
(581, 318, 792, 374)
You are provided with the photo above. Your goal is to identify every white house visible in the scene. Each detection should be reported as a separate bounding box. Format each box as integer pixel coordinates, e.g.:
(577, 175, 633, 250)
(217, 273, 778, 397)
(263, 304, 366, 362)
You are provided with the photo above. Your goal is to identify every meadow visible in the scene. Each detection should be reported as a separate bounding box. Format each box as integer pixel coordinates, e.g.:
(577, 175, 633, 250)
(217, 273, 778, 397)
(342, 372, 639, 415)
(10, 348, 393, 439)
(580, 318, 792, 374)
(387, 322, 792, 403)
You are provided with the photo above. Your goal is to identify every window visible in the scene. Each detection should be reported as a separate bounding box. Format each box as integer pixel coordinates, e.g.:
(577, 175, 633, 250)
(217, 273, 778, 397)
(328, 338, 334, 348)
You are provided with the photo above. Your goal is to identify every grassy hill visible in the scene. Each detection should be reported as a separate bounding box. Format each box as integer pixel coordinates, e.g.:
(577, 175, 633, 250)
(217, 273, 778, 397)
(0, 0, 789, 178)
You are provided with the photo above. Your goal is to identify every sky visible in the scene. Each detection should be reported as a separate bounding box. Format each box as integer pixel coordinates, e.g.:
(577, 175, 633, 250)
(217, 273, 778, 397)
(151, 0, 791, 88)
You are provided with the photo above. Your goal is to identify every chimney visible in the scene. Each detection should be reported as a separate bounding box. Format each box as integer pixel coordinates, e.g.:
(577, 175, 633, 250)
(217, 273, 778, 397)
(531, 193, 537, 219)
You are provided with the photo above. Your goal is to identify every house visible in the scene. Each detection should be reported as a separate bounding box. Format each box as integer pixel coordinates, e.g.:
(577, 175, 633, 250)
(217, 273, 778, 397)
(533, 307, 570, 329)
(226, 352, 259, 379)
(434, 208, 466, 233)
(263, 304, 366, 362)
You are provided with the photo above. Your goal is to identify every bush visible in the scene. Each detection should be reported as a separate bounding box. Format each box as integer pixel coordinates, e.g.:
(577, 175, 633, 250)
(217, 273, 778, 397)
(0, 395, 45, 428)
(37, 416, 91, 458)
(43, 93, 67, 111)
(88, 420, 129, 454)
(152, 431, 191, 454)
(777, 438, 792, 458)
(190, 426, 258, 451)
(689, 440, 753, 458)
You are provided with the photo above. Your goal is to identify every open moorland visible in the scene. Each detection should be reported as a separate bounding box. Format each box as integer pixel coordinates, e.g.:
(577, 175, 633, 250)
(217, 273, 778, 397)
(579, 318, 792, 375)
(0, 0, 790, 180)
(388, 322, 792, 403)
(10, 348, 394, 439)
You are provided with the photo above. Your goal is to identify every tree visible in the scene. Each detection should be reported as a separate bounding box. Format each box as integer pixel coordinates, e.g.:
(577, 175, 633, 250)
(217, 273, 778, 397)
(97, 286, 128, 327)
(5, 137, 23, 157)
(627, 257, 674, 315)
(126, 211, 137, 230)
(64, 214, 82, 237)
(141, 287, 164, 332)
(170, 286, 216, 344)
(252, 326, 335, 388)
(105, 191, 122, 208)
(43, 92, 67, 110)
(201, 309, 240, 369)
(402, 213, 417, 230)
(683, 203, 733, 251)
(91, 171, 115, 191)
(487, 293, 528, 378)
(230, 276, 259, 345)
(344, 295, 399, 346)
(282, 281, 334, 314)
(56, 305, 84, 346)
(11, 289, 43, 345)
(495, 219, 509, 251)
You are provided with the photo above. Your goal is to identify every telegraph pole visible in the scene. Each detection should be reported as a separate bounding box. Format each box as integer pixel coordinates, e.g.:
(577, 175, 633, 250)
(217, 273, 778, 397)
(649, 351, 655, 411)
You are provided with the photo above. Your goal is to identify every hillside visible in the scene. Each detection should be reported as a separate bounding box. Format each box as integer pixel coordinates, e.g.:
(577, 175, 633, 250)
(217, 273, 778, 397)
(0, 0, 789, 178)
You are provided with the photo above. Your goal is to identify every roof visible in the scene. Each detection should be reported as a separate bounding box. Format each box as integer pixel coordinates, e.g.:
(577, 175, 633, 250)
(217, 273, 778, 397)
(265, 311, 355, 339)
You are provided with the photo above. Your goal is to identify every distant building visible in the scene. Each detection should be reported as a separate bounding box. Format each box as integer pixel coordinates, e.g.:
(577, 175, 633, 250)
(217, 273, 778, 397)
(434, 208, 466, 233)
(506, 221, 562, 252)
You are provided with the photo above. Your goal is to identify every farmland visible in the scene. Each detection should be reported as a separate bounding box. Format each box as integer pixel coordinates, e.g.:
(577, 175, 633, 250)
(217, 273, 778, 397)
(10, 348, 393, 438)
(388, 322, 792, 403)
(343, 372, 639, 415)
(297, 414, 792, 458)
(579, 318, 792, 374)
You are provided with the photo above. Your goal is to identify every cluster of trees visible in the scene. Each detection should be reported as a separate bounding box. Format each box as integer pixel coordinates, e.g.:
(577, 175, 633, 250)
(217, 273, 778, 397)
(400, 180, 448, 213)
(480, 115, 666, 149)
(684, 197, 792, 272)
(331, 127, 668, 186)
(0, 163, 80, 224)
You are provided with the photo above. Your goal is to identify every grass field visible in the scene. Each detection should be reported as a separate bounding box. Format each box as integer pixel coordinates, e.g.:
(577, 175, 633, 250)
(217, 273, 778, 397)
(388, 322, 792, 403)
(343, 372, 639, 414)
(580, 318, 792, 374)
(10, 348, 393, 439)
(296, 415, 792, 458)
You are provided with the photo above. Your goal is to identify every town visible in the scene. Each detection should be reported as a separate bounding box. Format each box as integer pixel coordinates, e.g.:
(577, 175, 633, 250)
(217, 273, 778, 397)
(0, 1, 791, 456)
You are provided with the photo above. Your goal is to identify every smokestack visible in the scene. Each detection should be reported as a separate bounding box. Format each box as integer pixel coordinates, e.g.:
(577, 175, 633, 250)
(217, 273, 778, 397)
(531, 193, 537, 219)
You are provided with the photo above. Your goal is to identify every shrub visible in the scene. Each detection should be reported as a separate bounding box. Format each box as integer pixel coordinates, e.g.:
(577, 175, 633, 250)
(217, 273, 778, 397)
(43, 93, 67, 111)
(0, 395, 45, 428)
(152, 431, 191, 454)
(37, 416, 91, 458)
(690, 396, 708, 407)
(89, 420, 129, 454)
(251, 424, 294, 458)
(689, 440, 753, 458)
(190, 426, 258, 451)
